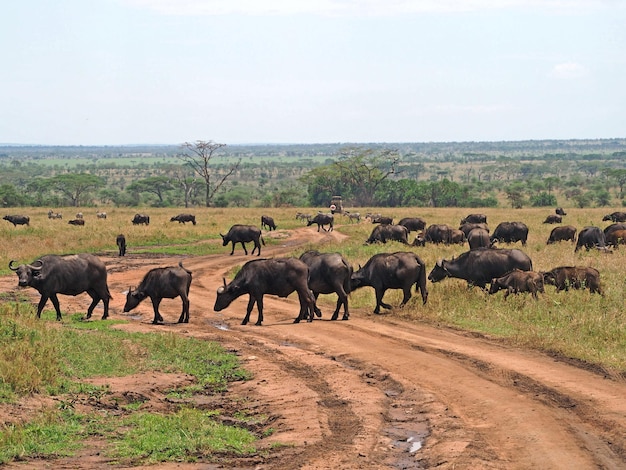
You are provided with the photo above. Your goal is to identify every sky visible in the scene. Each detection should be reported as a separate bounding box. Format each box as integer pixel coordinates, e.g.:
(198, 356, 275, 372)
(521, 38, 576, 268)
(1, 0, 625, 145)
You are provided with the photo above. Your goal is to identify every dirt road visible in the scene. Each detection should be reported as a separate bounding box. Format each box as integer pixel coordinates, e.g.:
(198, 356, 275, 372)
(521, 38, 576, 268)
(3, 226, 626, 469)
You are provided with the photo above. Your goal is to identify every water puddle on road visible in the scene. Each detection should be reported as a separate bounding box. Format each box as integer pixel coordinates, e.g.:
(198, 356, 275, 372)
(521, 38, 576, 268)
(208, 320, 230, 331)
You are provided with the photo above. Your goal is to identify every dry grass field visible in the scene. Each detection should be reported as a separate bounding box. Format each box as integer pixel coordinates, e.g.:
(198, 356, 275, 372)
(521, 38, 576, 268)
(1, 205, 625, 371)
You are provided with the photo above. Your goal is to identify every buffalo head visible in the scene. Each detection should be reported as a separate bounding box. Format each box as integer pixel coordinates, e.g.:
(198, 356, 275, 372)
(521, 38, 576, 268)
(427, 260, 449, 283)
(123, 286, 146, 312)
(9, 259, 44, 287)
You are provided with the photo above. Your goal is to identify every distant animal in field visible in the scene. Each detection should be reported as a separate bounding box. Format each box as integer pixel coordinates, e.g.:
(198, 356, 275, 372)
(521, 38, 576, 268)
(307, 213, 334, 232)
(296, 212, 311, 222)
(490, 222, 529, 246)
(555, 207, 567, 216)
(75, 212, 83, 219)
(460, 213, 487, 225)
(116, 234, 126, 256)
(542, 266, 602, 295)
(543, 215, 562, 224)
(68, 219, 85, 226)
(47, 210, 62, 219)
(170, 213, 196, 225)
(123, 261, 192, 324)
(602, 211, 626, 223)
(365, 224, 409, 245)
(547, 225, 576, 244)
(96, 211, 107, 219)
(605, 229, 626, 248)
(489, 269, 544, 299)
(132, 213, 150, 225)
(575, 226, 608, 252)
(3, 215, 30, 226)
(221, 224, 264, 256)
(398, 217, 427, 232)
(261, 215, 277, 231)
(467, 228, 491, 250)
(344, 211, 361, 223)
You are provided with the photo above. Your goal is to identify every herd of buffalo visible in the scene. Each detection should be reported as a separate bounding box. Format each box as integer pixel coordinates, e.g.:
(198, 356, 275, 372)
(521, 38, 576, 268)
(5, 208, 624, 326)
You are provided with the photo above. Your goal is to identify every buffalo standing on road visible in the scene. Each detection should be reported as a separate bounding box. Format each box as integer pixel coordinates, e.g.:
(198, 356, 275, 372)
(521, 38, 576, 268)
(221, 224, 265, 256)
(9, 253, 111, 321)
(261, 215, 277, 231)
(299, 250, 352, 320)
(547, 225, 577, 244)
(307, 213, 334, 232)
(116, 234, 126, 256)
(489, 269, 545, 299)
(132, 213, 150, 225)
(124, 261, 192, 324)
(3, 215, 30, 226)
(365, 224, 409, 245)
(542, 266, 602, 294)
(214, 257, 317, 325)
(170, 213, 196, 225)
(575, 226, 607, 252)
(350, 252, 428, 314)
(490, 221, 529, 246)
(428, 247, 533, 289)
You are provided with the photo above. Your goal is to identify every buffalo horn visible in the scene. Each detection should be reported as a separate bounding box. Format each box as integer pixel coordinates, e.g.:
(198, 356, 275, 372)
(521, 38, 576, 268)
(29, 259, 44, 271)
(8, 260, 19, 271)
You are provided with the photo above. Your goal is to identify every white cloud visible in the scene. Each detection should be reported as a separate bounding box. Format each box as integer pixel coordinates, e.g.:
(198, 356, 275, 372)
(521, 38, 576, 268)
(549, 62, 588, 79)
(120, 0, 608, 16)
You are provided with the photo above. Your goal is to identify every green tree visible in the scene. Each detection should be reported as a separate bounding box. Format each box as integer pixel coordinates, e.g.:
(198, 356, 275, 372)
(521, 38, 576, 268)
(604, 169, 626, 198)
(47, 173, 105, 207)
(177, 141, 241, 207)
(127, 176, 174, 206)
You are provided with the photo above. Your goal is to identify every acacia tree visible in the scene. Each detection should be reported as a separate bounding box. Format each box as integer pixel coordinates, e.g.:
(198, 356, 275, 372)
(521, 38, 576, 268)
(47, 173, 105, 207)
(176, 141, 241, 207)
(126, 176, 174, 205)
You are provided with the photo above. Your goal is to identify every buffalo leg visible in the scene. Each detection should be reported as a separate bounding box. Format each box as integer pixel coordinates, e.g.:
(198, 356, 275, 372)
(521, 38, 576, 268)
(49, 294, 63, 321)
(101, 295, 110, 320)
(399, 287, 412, 308)
(85, 292, 102, 319)
(312, 293, 324, 319)
(242, 296, 256, 325)
(254, 296, 264, 326)
(241, 242, 248, 255)
(374, 288, 392, 314)
(152, 298, 164, 324)
(36, 294, 50, 319)
(178, 294, 190, 323)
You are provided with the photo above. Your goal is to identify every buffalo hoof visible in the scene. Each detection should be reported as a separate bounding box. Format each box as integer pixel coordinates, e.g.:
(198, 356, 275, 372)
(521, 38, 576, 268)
(341, 315, 349, 320)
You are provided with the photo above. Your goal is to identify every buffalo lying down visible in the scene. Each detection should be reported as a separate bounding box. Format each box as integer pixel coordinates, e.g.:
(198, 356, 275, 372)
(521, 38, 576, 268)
(214, 257, 317, 325)
(124, 261, 192, 324)
(9, 253, 111, 321)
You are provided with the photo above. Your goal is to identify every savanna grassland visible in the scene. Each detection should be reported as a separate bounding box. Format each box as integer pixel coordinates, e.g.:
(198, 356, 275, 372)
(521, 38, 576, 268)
(1, 205, 625, 372)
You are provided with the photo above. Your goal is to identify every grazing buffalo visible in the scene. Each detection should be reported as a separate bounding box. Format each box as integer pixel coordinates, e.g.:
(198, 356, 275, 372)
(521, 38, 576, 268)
(449, 229, 466, 245)
(606, 229, 626, 248)
(547, 225, 577, 244)
(132, 213, 150, 225)
(370, 215, 393, 225)
(542, 266, 602, 294)
(604, 223, 626, 238)
(307, 213, 334, 232)
(214, 257, 317, 325)
(124, 261, 192, 324)
(412, 231, 426, 247)
(461, 213, 487, 225)
(398, 217, 427, 232)
(489, 269, 544, 299)
(3, 215, 30, 226)
(9, 253, 111, 321)
(47, 210, 62, 219)
(220, 224, 264, 256)
(543, 215, 562, 224)
(170, 213, 196, 225)
(459, 223, 489, 237)
(68, 219, 85, 226)
(261, 215, 277, 231)
(602, 211, 626, 223)
(365, 224, 409, 245)
(490, 221, 529, 246)
(467, 228, 491, 250)
(428, 247, 533, 289)
(556, 207, 567, 216)
(424, 224, 455, 244)
(351, 252, 428, 314)
(575, 226, 607, 252)
(116, 234, 126, 256)
(299, 250, 352, 320)
(96, 212, 107, 219)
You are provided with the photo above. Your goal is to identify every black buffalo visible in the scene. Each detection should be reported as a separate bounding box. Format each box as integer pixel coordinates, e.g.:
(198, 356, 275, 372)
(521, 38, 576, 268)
(116, 234, 127, 256)
(604, 223, 626, 238)
(261, 215, 277, 231)
(556, 207, 567, 216)
(132, 213, 150, 225)
(460, 213, 487, 225)
(214, 257, 317, 325)
(543, 215, 562, 224)
(9, 253, 111, 321)
(220, 224, 265, 256)
(428, 247, 533, 289)
(547, 225, 576, 244)
(350, 252, 428, 314)
(542, 266, 602, 295)
(575, 226, 607, 252)
(602, 211, 626, 223)
(467, 228, 491, 250)
(398, 217, 427, 233)
(370, 215, 393, 225)
(3, 215, 30, 226)
(299, 250, 352, 320)
(170, 213, 196, 225)
(490, 221, 529, 246)
(68, 219, 85, 226)
(123, 261, 192, 324)
(459, 223, 489, 237)
(307, 213, 334, 232)
(489, 269, 544, 299)
(365, 224, 409, 245)
(424, 224, 455, 244)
